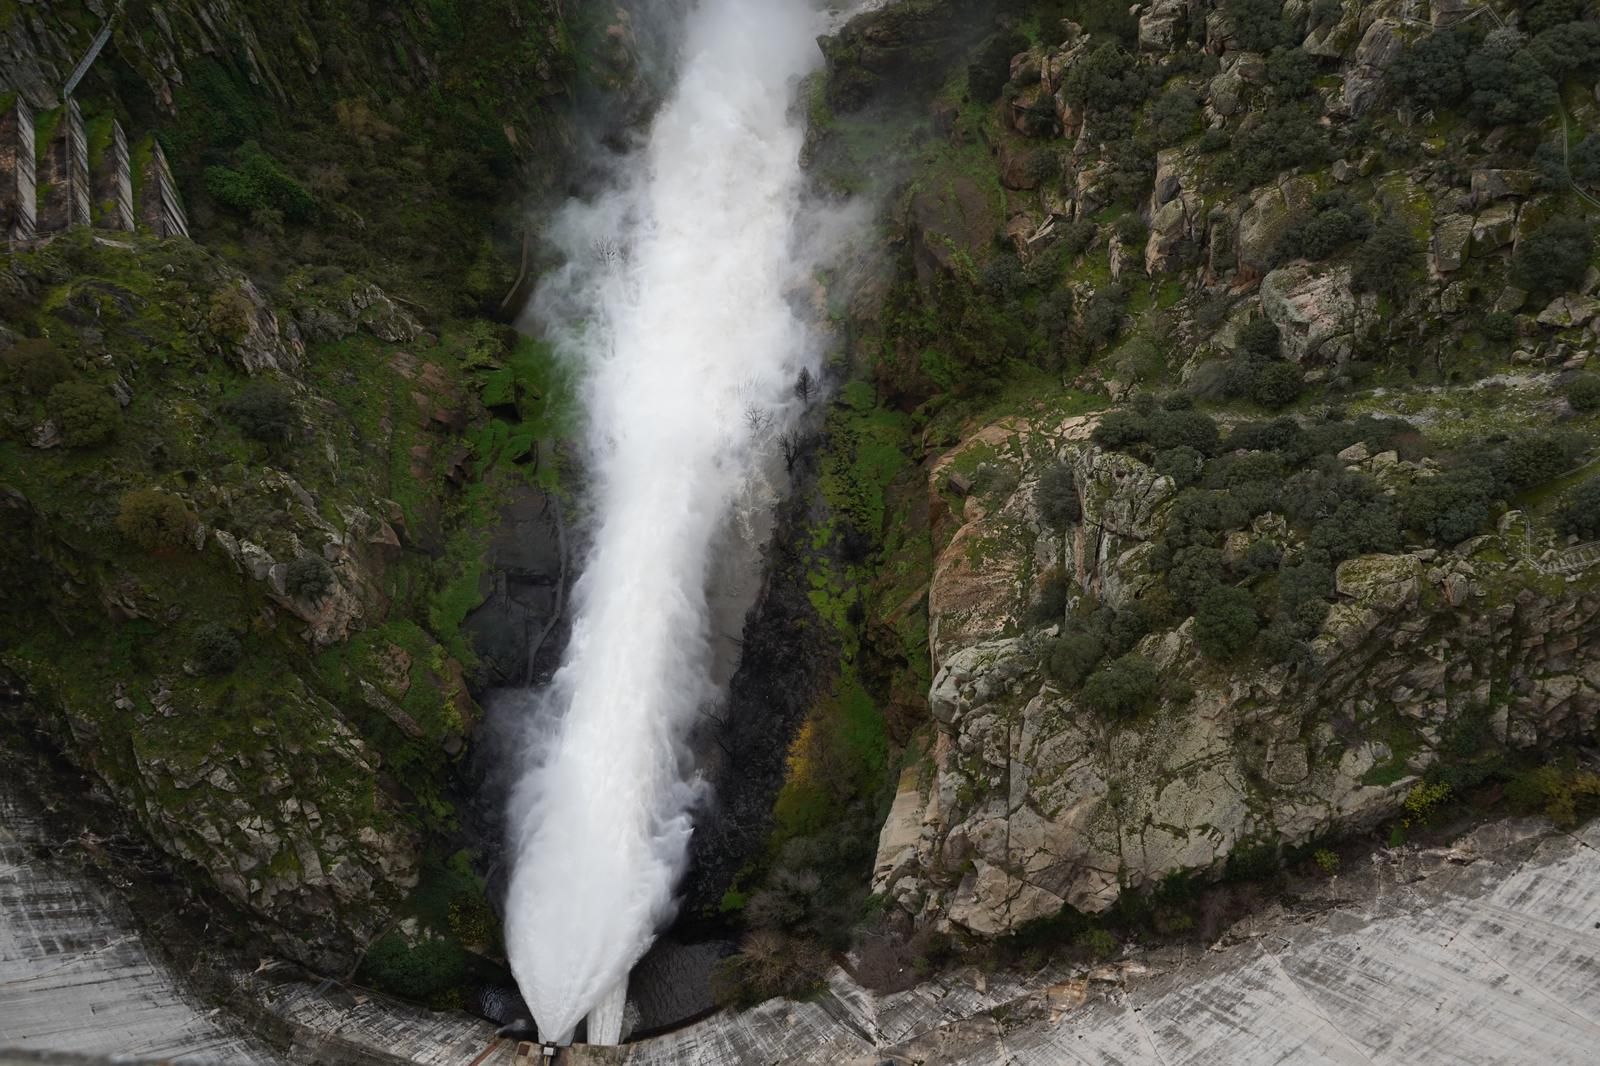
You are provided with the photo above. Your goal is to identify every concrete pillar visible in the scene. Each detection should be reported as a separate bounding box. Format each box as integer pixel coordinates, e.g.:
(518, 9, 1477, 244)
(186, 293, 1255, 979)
(0, 96, 37, 243)
(136, 138, 188, 240)
(37, 99, 91, 234)
(92, 119, 134, 231)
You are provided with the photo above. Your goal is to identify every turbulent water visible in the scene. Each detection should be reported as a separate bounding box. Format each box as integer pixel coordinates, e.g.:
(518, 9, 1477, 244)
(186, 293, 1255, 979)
(502, 0, 830, 1045)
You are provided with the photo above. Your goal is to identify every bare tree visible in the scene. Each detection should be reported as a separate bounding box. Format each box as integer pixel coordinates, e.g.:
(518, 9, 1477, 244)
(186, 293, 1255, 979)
(743, 403, 774, 436)
(794, 366, 815, 405)
(780, 430, 802, 472)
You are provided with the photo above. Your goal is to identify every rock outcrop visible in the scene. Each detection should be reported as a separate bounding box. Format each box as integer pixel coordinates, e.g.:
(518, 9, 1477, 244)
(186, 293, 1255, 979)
(874, 412, 1600, 937)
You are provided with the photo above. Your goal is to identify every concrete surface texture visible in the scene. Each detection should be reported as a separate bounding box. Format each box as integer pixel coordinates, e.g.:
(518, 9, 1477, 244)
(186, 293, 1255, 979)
(4, 760, 1599, 1066)
(0, 786, 278, 1064)
(581, 817, 1600, 1065)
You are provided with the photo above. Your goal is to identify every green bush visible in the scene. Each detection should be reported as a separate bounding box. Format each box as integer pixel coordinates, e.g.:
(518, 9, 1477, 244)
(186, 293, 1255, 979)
(1230, 105, 1327, 189)
(1080, 654, 1160, 718)
(1266, 46, 1320, 99)
(1498, 431, 1582, 492)
(1392, 24, 1475, 111)
(1237, 319, 1282, 362)
(1048, 629, 1106, 688)
(223, 380, 298, 443)
(1557, 476, 1600, 539)
(1222, 0, 1296, 52)
(1193, 585, 1260, 659)
(1481, 311, 1517, 342)
(1514, 216, 1594, 296)
(47, 381, 119, 447)
(1037, 462, 1083, 530)
(1464, 31, 1556, 127)
(1273, 189, 1372, 264)
(1401, 468, 1495, 545)
(192, 623, 242, 674)
(1252, 361, 1304, 409)
(1352, 221, 1422, 298)
(1080, 284, 1128, 348)
(116, 489, 194, 552)
(1147, 409, 1220, 455)
(203, 141, 317, 223)
(1091, 410, 1148, 450)
(285, 555, 335, 599)
(1149, 85, 1201, 145)
(358, 934, 468, 1006)
(1567, 375, 1600, 412)
(2, 337, 71, 395)
(1529, 18, 1600, 80)
(1156, 445, 1204, 487)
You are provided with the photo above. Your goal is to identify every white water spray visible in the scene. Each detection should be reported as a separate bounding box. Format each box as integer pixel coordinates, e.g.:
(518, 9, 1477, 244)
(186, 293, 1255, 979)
(503, 0, 831, 1045)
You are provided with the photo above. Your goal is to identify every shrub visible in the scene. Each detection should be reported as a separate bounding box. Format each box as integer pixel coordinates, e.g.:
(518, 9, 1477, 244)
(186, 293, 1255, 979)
(203, 141, 317, 223)
(1529, 18, 1600, 79)
(223, 380, 297, 443)
(1505, 764, 1600, 827)
(358, 934, 467, 1006)
(1313, 848, 1340, 875)
(1149, 85, 1200, 145)
(1091, 410, 1148, 450)
(285, 555, 335, 599)
(1352, 221, 1422, 297)
(968, 30, 1029, 101)
(1193, 585, 1260, 659)
(192, 623, 242, 674)
(1401, 468, 1495, 544)
(1061, 42, 1148, 114)
(1147, 409, 1220, 455)
(1107, 600, 1157, 656)
(1231, 105, 1327, 189)
(1080, 654, 1160, 718)
(1392, 24, 1476, 111)
(1115, 214, 1149, 248)
(1037, 462, 1082, 530)
(1252, 361, 1304, 409)
(1048, 629, 1106, 688)
(1273, 190, 1372, 264)
(1557, 476, 1600, 539)
(1514, 216, 1594, 296)
(1266, 45, 1320, 99)
(1237, 319, 1282, 362)
(47, 381, 119, 447)
(1464, 30, 1556, 127)
(1481, 311, 1518, 342)
(1568, 375, 1600, 412)
(1498, 431, 1582, 492)
(117, 489, 194, 552)
(1222, 0, 1296, 52)
(2, 337, 71, 394)
(1308, 498, 1401, 561)
(1156, 445, 1204, 487)
(1080, 284, 1128, 348)
(207, 286, 256, 342)
(711, 930, 830, 1007)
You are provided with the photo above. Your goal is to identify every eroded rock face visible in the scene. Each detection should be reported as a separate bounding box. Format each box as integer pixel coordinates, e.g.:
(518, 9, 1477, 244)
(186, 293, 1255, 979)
(875, 412, 1600, 938)
(1260, 261, 1373, 365)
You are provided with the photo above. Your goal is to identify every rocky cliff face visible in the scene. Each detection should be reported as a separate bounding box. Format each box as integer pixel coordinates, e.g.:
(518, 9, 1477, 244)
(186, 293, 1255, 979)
(783, 0, 1600, 944)
(874, 408, 1600, 935)
(0, 0, 584, 978)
